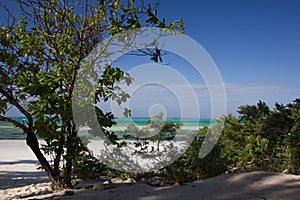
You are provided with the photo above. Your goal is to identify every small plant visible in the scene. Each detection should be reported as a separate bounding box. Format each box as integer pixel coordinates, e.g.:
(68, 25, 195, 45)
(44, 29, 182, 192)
(73, 153, 107, 180)
(123, 112, 182, 152)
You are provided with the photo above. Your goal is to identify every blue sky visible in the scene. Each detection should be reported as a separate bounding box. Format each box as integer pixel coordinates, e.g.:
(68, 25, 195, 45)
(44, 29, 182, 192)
(112, 0, 300, 118)
(151, 0, 300, 116)
(2, 0, 300, 118)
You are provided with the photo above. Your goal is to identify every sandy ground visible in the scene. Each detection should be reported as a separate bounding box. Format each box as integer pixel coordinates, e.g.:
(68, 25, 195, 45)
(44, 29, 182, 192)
(54, 172, 300, 200)
(1, 140, 300, 200)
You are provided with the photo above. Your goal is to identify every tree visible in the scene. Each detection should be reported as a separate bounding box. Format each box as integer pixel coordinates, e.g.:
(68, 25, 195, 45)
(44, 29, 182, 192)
(164, 99, 300, 185)
(162, 125, 225, 184)
(220, 100, 300, 173)
(0, 0, 185, 189)
(238, 100, 270, 121)
(221, 103, 272, 172)
(148, 112, 182, 151)
(124, 112, 182, 152)
(288, 99, 300, 174)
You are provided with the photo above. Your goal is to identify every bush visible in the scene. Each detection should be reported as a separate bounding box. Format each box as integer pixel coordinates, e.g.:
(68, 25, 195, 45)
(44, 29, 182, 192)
(161, 126, 226, 184)
(73, 153, 107, 180)
(160, 99, 300, 184)
(74, 99, 300, 183)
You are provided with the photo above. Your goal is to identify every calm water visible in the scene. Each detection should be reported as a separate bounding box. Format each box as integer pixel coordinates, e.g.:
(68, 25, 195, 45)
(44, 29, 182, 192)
(0, 118, 213, 140)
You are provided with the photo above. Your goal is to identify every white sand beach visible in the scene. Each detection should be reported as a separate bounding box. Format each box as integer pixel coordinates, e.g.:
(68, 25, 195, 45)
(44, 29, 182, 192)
(0, 140, 51, 199)
(1, 140, 300, 200)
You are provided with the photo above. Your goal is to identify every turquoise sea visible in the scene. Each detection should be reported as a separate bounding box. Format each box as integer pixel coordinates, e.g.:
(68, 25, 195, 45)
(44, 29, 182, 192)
(0, 117, 214, 140)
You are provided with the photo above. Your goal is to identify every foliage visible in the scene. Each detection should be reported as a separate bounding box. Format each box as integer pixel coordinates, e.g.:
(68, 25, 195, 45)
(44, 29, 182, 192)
(219, 99, 300, 173)
(0, 0, 185, 189)
(73, 151, 132, 180)
(160, 99, 300, 185)
(220, 113, 270, 171)
(162, 126, 226, 184)
(148, 112, 183, 151)
(288, 99, 300, 174)
(73, 152, 107, 180)
(220, 104, 271, 171)
(72, 99, 300, 184)
(1, 0, 298, 184)
(123, 112, 182, 152)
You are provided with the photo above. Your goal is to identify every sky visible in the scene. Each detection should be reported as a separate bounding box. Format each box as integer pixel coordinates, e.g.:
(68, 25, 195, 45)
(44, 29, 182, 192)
(1, 0, 300, 118)
(151, 0, 300, 117)
(110, 0, 300, 118)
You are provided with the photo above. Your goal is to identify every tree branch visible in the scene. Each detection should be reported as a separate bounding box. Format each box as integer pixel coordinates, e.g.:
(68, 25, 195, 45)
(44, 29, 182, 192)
(0, 115, 27, 131)
(0, 86, 33, 127)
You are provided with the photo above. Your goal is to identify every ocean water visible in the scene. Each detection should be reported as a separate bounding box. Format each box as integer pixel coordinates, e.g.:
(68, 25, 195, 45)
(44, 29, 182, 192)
(0, 118, 213, 140)
(0, 121, 26, 140)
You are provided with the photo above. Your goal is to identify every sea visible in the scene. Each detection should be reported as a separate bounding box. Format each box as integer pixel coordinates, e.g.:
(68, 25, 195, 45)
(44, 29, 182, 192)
(0, 117, 214, 140)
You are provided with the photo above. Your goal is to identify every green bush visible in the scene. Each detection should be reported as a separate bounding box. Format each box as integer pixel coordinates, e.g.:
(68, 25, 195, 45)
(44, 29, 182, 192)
(161, 126, 226, 184)
(288, 99, 300, 174)
(74, 99, 300, 184)
(73, 153, 107, 180)
(160, 99, 300, 184)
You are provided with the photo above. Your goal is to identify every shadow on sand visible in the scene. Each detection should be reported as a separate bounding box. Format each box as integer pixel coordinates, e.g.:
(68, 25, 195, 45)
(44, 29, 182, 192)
(0, 159, 48, 189)
(56, 171, 300, 200)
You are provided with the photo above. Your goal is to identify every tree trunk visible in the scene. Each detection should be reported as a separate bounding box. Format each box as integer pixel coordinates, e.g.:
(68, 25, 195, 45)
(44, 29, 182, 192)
(26, 130, 63, 190)
(157, 139, 161, 151)
(54, 134, 65, 172)
(63, 135, 73, 189)
(64, 156, 73, 188)
(62, 124, 76, 188)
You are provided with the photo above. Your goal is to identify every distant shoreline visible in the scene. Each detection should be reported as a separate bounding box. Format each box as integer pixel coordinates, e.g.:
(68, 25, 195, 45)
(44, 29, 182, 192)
(0, 118, 214, 140)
